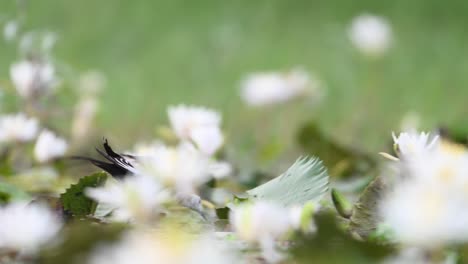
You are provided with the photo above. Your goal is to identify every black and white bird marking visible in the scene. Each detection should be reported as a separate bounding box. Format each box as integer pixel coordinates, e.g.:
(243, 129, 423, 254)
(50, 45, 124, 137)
(74, 139, 138, 178)
(75, 138, 209, 219)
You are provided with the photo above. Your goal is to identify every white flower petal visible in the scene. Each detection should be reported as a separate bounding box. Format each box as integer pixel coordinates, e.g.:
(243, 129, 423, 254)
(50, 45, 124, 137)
(392, 131, 439, 157)
(349, 14, 392, 57)
(190, 126, 224, 156)
(85, 175, 169, 222)
(34, 130, 68, 163)
(0, 202, 62, 253)
(10, 60, 56, 98)
(240, 68, 320, 106)
(0, 113, 39, 143)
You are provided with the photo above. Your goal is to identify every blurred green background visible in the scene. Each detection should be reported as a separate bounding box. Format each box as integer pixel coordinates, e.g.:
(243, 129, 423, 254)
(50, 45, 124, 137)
(1, 0, 468, 153)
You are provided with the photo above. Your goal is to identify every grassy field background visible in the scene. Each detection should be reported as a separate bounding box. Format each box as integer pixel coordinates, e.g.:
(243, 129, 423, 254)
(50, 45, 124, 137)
(1, 0, 468, 153)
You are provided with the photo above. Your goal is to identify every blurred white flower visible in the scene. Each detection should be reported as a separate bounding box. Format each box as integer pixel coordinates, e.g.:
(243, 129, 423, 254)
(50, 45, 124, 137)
(10, 59, 56, 98)
(392, 131, 439, 157)
(0, 113, 39, 143)
(380, 144, 468, 246)
(85, 174, 169, 222)
(189, 125, 224, 156)
(71, 97, 99, 142)
(381, 179, 468, 246)
(348, 14, 392, 57)
(168, 105, 224, 156)
(230, 201, 292, 262)
(34, 130, 68, 163)
(17, 31, 58, 55)
(137, 142, 212, 193)
(241, 68, 321, 107)
(289, 206, 305, 230)
(405, 141, 468, 183)
(3, 20, 18, 41)
(383, 248, 429, 264)
(88, 230, 237, 264)
(0, 202, 62, 254)
(79, 70, 106, 96)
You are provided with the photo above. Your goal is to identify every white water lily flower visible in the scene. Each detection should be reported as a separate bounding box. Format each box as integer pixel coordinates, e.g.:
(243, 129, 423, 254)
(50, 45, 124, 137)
(10, 59, 56, 98)
(88, 229, 237, 264)
(136, 141, 232, 192)
(380, 145, 468, 246)
(241, 68, 321, 107)
(0, 202, 62, 254)
(230, 201, 292, 263)
(348, 14, 392, 57)
(381, 179, 468, 246)
(392, 131, 439, 157)
(0, 113, 39, 143)
(405, 142, 468, 184)
(137, 142, 212, 194)
(85, 174, 169, 222)
(168, 105, 224, 156)
(34, 130, 68, 163)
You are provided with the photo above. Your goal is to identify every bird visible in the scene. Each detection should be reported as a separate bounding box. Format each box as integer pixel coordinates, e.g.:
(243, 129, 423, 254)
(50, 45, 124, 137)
(72, 138, 219, 221)
(72, 138, 137, 178)
(73, 138, 211, 219)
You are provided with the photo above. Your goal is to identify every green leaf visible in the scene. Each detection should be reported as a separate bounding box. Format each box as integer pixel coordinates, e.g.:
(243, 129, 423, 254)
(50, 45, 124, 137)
(349, 176, 386, 239)
(60, 172, 107, 217)
(247, 157, 329, 207)
(291, 212, 394, 264)
(297, 122, 376, 178)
